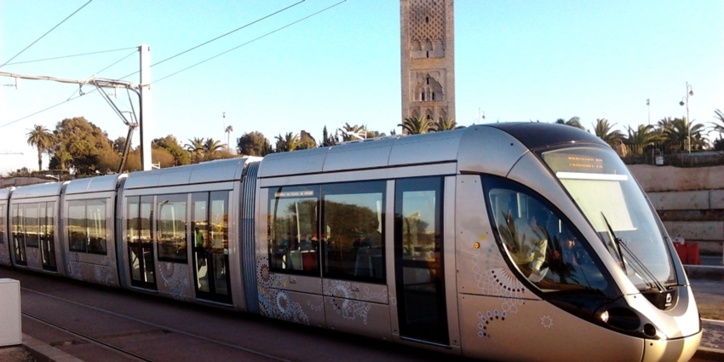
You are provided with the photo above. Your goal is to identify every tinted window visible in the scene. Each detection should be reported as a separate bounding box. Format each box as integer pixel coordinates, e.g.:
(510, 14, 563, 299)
(157, 194, 188, 263)
(323, 181, 385, 283)
(268, 186, 320, 275)
(485, 177, 609, 293)
(68, 199, 108, 254)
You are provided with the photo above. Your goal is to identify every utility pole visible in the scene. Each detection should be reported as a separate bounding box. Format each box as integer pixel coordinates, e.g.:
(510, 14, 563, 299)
(0, 44, 153, 171)
(138, 44, 153, 171)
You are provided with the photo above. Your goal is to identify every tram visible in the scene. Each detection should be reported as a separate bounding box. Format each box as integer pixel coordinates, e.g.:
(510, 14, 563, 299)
(0, 123, 701, 361)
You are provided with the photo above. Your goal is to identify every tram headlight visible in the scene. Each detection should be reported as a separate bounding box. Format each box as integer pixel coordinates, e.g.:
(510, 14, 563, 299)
(595, 305, 665, 340)
(598, 310, 609, 323)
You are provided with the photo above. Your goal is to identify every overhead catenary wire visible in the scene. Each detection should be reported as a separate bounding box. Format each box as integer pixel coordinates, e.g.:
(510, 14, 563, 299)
(155, 0, 347, 84)
(152, 0, 306, 68)
(1, 0, 347, 128)
(0, 0, 94, 68)
(2, 47, 138, 66)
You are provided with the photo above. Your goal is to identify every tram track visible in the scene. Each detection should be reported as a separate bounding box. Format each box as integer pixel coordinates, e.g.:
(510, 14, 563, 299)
(20, 287, 290, 362)
(23, 312, 151, 362)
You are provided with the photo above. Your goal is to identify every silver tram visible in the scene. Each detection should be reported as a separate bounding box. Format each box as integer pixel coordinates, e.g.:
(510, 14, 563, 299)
(0, 123, 701, 361)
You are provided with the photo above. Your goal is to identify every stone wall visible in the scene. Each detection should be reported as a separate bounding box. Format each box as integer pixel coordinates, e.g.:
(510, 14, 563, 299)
(629, 165, 724, 254)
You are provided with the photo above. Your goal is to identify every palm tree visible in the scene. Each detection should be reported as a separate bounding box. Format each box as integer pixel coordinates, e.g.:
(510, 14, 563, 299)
(224, 125, 234, 152)
(340, 123, 366, 141)
(592, 118, 623, 148)
(203, 138, 224, 156)
(712, 109, 724, 135)
(433, 117, 462, 132)
(185, 137, 205, 162)
(555, 117, 585, 130)
(399, 116, 433, 134)
(274, 132, 300, 152)
(662, 117, 705, 153)
(26, 124, 53, 171)
(624, 125, 660, 156)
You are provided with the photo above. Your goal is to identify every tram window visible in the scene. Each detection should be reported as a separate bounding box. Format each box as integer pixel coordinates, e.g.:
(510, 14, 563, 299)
(0, 205, 5, 244)
(68, 200, 108, 254)
(322, 181, 385, 283)
(22, 204, 39, 248)
(157, 194, 188, 263)
(485, 178, 609, 293)
(210, 191, 229, 253)
(268, 186, 319, 275)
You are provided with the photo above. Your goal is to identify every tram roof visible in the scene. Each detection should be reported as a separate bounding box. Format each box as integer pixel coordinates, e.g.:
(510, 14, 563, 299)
(258, 122, 606, 178)
(9, 181, 65, 199)
(64, 174, 126, 195)
(122, 157, 261, 189)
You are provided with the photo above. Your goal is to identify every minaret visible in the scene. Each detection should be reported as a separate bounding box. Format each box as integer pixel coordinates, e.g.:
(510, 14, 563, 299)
(400, 0, 455, 130)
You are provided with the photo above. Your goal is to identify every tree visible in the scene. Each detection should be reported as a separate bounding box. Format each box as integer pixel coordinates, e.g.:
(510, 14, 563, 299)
(320, 126, 338, 147)
(112, 136, 127, 154)
(49, 117, 115, 175)
(433, 117, 462, 132)
(297, 131, 317, 150)
(555, 117, 585, 130)
(592, 118, 623, 148)
(26, 124, 53, 171)
(185, 137, 205, 163)
(153, 135, 191, 165)
(661, 117, 706, 153)
(237, 131, 272, 156)
(713, 110, 724, 151)
(712, 109, 724, 136)
(399, 116, 433, 134)
(275, 132, 300, 152)
(225, 125, 234, 152)
(340, 123, 366, 141)
(203, 138, 224, 155)
(624, 125, 660, 156)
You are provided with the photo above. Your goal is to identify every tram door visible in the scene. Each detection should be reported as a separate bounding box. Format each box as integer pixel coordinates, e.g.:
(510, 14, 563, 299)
(10, 202, 56, 271)
(394, 177, 449, 345)
(38, 202, 56, 271)
(191, 191, 231, 303)
(127, 196, 156, 289)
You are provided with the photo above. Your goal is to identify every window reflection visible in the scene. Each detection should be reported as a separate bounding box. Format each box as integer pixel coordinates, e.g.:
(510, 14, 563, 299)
(0, 205, 4, 245)
(267, 181, 386, 282)
(68, 199, 108, 254)
(323, 181, 385, 282)
(486, 178, 608, 293)
(157, 194, 188, 263)
(269, 187, 319, 274)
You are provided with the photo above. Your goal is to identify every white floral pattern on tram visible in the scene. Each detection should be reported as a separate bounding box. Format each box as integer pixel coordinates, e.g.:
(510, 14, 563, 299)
(256, 256, 310, 325)
(323, 280, 374, 324)
(472, 239, 526, 339)
(159, 261, 190, 301)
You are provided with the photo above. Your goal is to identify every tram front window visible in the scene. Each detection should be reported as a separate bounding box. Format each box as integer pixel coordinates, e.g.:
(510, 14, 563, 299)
(486, 178, 609, 294)
(541, 147, 676, 291)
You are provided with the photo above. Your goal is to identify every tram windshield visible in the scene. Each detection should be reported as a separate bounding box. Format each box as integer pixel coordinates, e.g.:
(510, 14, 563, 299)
(541, 147, 676, 291)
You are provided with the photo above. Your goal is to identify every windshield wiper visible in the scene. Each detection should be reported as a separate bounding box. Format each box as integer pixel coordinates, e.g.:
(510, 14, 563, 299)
(601, 213, 665, 293)
(601, 213, 626, 272)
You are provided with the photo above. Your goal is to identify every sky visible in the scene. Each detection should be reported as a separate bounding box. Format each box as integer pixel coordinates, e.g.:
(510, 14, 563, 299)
(1, 0, 722, 174)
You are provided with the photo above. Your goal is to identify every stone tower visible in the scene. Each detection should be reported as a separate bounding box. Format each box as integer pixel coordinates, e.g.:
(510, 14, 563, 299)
(400, 0, 455, 129)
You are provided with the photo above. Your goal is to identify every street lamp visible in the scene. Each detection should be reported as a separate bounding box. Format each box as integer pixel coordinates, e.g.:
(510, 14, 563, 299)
(679, 82, 694, 153)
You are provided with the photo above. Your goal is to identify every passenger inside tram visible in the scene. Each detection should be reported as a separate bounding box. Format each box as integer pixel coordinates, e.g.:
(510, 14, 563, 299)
(512, 211, 549, 282)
